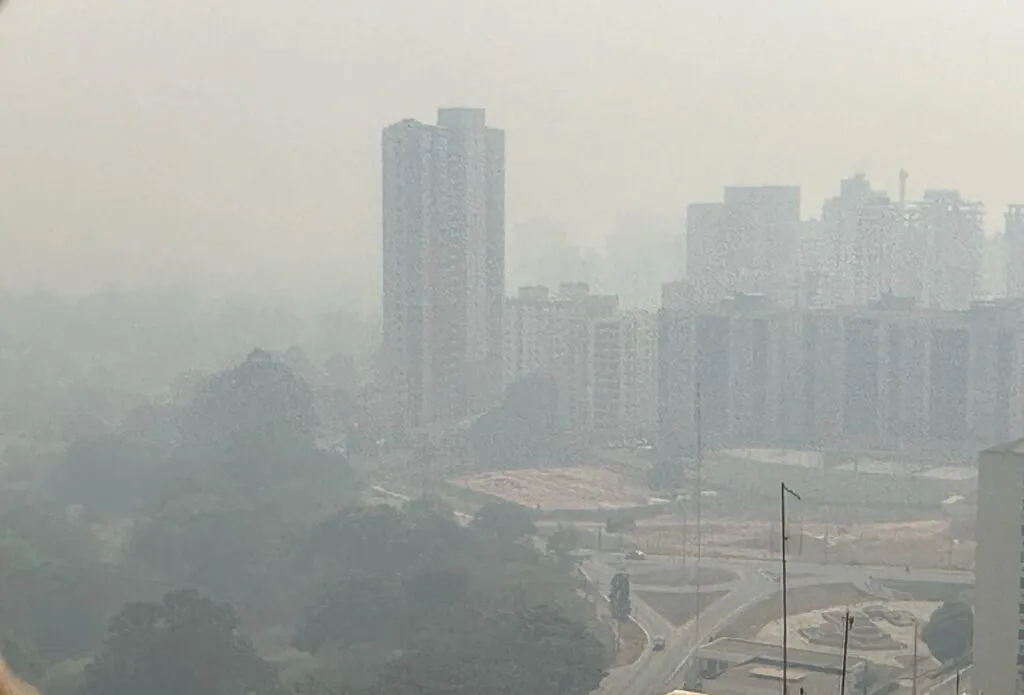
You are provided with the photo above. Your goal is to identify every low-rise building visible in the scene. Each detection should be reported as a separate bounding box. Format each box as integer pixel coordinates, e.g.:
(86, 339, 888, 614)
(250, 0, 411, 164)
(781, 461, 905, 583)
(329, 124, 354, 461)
(692, 638, 886, 695)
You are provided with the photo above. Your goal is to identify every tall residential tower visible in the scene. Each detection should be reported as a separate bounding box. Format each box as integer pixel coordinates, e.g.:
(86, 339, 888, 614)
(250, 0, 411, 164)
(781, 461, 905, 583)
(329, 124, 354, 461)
(975, 440, 1024, 695)
(381, 108, 505, 434)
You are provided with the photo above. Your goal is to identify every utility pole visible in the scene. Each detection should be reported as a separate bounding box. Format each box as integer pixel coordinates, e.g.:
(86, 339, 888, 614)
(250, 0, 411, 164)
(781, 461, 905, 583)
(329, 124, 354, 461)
(955, 669, 960, 695)
(694, 381, 703, 644)
(781, 482, 802, 695)
(911, 617, 919, 695)
(840, 610, 854, 695)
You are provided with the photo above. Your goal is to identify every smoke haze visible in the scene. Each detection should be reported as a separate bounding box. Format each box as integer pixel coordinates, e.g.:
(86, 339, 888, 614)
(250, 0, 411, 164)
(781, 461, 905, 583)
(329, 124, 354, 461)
(2, 0, 1024, 306)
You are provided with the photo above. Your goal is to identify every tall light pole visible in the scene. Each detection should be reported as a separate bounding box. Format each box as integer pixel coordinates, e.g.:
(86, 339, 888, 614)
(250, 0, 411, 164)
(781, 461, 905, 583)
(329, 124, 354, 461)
(911, 617, 919, 695)
(781, 482, 802, 695)
(840, 610, 854, 695)
(694, 381, 703, 644)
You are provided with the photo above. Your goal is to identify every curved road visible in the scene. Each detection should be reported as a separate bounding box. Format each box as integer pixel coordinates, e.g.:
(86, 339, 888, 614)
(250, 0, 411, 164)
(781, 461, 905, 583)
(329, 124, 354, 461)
(583, 552, 973, 695)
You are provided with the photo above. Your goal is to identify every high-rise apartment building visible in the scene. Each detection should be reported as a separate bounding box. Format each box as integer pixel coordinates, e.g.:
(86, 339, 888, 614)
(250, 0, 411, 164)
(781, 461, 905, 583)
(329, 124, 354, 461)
(975, 439, 1024, 695)
(381, 108, 505, 434)
(822, 174, 902, 307)
(905, 190, 983, 310)
(1007, 206, 1024, 299)
(503, 284, 657, 442)
(686, 186, 801, 306)
(657, 295, 1024, 456)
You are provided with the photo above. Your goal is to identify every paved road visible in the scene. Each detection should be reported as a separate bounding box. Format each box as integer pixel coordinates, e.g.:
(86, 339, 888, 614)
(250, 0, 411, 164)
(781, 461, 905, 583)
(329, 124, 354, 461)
(584, 552, 973, 695)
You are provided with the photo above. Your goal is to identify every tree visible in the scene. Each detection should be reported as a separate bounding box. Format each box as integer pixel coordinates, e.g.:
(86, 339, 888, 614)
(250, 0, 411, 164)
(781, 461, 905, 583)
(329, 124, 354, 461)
(81, 589, 282, 695)
(47, 434, 163, 516)
(377, 604, 606, 695)
(922, 600, 973, 663)
(547, 525, 581, 558)
(609, 572, 631, 620)
(605, 515, 636, 534)
(0, 561, 156, 669)
(293, 500, 608, 693)
(126, 502, 302, 612)
(292, 575, 407, 655)
(472, 502, 537, 540)
(183, 348, 316, 451)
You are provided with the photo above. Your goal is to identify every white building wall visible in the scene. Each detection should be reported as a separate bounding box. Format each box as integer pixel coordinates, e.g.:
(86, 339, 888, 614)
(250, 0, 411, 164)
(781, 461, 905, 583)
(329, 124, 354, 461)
(975, 443, 1024, 695)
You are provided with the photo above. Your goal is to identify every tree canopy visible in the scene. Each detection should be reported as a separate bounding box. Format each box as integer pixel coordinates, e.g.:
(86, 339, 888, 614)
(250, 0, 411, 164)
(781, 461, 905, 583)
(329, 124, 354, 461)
(922, 599, 973, 663)
(291, 502, 606, 694)
(81, 589, 283, 695)
(471, 502, 537, 540)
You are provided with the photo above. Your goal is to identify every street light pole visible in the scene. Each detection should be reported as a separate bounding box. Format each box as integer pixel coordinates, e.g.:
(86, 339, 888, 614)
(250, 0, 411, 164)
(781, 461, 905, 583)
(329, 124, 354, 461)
(840, 610, 854, 695)
(694, 381, 703, 645)
(911, 617, 918, 695)
(781, 482, 802, 695)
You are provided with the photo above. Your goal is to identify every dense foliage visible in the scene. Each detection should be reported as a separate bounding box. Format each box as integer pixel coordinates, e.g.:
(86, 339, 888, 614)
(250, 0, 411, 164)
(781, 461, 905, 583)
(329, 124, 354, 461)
(293, 502, 606, 695)
(0, 349, 608, 695)
(81, 589, 283, 695)
(922, 600, 973, 663)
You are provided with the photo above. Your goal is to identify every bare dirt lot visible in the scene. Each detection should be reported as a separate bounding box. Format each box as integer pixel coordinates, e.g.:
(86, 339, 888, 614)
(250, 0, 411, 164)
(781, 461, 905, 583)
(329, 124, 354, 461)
(635, 590, 728, 627)
(616, 517, 974, 570)
(452, 467, 651, 510)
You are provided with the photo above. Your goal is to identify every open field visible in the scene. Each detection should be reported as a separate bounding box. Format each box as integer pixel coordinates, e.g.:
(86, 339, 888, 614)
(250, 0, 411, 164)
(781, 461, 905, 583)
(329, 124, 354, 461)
(616, 516, 975, 570)
(451, 467, 651, 510)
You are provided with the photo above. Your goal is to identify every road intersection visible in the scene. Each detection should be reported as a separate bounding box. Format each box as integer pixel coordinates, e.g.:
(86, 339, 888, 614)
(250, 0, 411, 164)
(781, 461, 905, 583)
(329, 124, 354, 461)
(582, 552, 972, 695)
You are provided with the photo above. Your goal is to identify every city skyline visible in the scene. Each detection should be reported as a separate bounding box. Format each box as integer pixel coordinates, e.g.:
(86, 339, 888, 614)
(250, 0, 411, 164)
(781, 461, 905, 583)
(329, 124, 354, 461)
(3, 0, 1024, 305)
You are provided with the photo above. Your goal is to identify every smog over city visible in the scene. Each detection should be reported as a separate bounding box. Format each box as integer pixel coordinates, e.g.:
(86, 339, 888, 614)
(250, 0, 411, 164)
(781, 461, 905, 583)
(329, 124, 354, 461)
(1, 1, 1022, 694)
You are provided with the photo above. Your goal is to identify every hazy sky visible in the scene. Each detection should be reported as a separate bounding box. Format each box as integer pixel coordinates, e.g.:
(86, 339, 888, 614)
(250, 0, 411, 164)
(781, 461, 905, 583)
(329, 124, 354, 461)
(2, 0, 1023, 308)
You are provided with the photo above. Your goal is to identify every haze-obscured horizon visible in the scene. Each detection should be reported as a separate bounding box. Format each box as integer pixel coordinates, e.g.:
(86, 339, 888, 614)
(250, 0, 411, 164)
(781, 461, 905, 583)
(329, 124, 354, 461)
(3, 0, 1023, 309)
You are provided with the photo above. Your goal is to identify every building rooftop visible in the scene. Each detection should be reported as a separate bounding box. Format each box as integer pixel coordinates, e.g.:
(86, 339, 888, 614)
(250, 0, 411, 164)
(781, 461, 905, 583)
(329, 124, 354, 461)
(981, 437, 1024, 455)
(695, 637, 866, 674)
(700, 662, 844, 695)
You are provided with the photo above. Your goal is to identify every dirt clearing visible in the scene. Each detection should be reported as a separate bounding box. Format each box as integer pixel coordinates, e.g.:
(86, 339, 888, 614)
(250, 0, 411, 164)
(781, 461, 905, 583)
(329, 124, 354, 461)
(452, 467, 650, 510)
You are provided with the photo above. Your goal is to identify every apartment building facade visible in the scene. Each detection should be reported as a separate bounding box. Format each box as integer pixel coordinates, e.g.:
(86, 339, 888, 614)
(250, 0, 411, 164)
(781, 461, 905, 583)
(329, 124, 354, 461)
(381, 108, 505, 434)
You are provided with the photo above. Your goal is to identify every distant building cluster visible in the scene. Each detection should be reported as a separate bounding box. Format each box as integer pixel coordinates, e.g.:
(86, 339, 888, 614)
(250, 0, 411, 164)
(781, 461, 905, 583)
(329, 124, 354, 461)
(685, 175, 1000, 313)
(381, 110, 1024, 452)
(503, 283, 657, 443)
(658, 294, 1024, 459)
